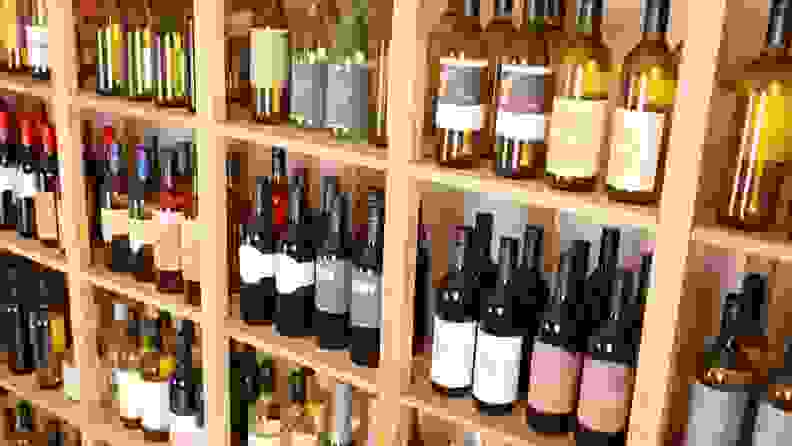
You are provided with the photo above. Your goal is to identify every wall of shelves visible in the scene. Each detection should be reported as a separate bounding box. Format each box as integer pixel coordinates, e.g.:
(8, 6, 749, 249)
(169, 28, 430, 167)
(3, 0, 791, 445)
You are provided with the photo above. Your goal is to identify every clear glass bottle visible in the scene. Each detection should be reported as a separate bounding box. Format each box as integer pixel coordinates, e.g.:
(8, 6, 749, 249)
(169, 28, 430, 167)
(545, 0, 611, 192)
(126, 0, 155, 101)
(250, 0, 291, 125)
(96, 0, 126, 96)
(154, 14, 189, 108)
(140, 309, 176, 442)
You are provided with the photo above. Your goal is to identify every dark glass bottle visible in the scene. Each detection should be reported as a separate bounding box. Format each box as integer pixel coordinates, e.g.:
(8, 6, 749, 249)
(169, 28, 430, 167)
(526, 240, 590, 433)
(430, 0, 489, 168)
(719, 0, 792, 232)
(250, 0, 291, 125)
(516, 225, 549, 400)
(129, 147, 155, 283)
(271, 146, 289, 229)
(13, 400, 33, 445)
(30, 293, 65, 390)
(413, 203, 434, 355)
(545, 0, 611, 192)
(274, 176, 316, 338)
(430, 226, 478, 397)
(15, 121, 38, 240)
(155, 148, 186, 294)
(350, 189, 385, 368)
(0, 111, 18, 229)
(576, 269, 639, 445)
(586, 227, 621, 326)
(170, 319, 195, 417)
(315, 187, 354, 351)
(752, 338, 792, 445)
(472, 237, 523, 415)
(226, 153, 244, 298)
(606, 0, 677, 204)
(38, 125, 59, 249)
(240, 177, 277, 325)
(473, 212, 498, 319)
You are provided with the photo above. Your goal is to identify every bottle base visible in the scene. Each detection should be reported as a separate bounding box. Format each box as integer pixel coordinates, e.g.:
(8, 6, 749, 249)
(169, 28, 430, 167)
(349, 326, 380, 368)
(545, 174, 597, 193)
(525, 404, 576, 433)
(575, 424, 626, 446)
(273, 288, 314, 338)
(120, 416, 142, 430)
(430, 382, 471, 399)
(142, 427, 170, 442)
(240, 280, 276, 325)
(473, 398, 514, 416)
(314, 309, 349, 351)
(605, 186, 659, 206)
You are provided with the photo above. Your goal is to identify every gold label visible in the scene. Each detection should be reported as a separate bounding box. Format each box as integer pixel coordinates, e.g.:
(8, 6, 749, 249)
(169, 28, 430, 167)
(49, 316, 66, 353)
(606, 108, 666, 192)
(34, 192, 59, 241)
(646, 66, 677, 107)
(582, 59, 609, 97)
(546, 97, 608, 178)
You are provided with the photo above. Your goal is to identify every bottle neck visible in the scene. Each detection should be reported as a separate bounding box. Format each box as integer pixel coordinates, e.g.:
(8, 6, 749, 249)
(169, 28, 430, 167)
(576, 15, 602, 36)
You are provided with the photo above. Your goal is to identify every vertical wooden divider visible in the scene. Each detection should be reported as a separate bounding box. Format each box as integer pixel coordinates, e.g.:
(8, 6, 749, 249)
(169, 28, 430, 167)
(626, 0, 729, 445)
(48, 0, 102, 440)
(374, 0, 422, 444)
(195, 0, 230, 444)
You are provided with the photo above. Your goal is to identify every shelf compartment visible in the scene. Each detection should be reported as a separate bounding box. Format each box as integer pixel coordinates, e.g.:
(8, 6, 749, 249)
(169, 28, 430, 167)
(409, 160, 658, 229)
(0, 230, 68, 272)
(225, 317, 379, 395)
(402, 355, 574, 446)
(74, 91, 202, 129)
(692, 225, 792, 262)
(0, 364, 79, 428)
(83, 265, 201, 323)
(0, 72, 53, 99)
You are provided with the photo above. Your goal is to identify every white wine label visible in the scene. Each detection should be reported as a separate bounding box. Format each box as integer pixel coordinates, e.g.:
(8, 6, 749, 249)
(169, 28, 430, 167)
(290, 63, 327, 128)
(686, 382, 753, 446)
(752, 400, 792, 445)
(315, 259, 351, 315)
(124, 369, 144, 420)
(495, 112, 546, 142)
(435, 103, 483, 131)
(275, 255, 315, 294)
(431, 315, 477, 389)
(546, 98, 608, 178)
(325, 63, 369, 131)
(0, 167, 15, 191)
(606, 108, 664, 192)
(19, 172, 39, 198)
(25, 25, 34, 68)
(38, 27, 48, 71)
(349, 269, 382, 329)
(472, 328, 523, 405)
(239, 245, 275, 284)
(142, 381, 171, 431)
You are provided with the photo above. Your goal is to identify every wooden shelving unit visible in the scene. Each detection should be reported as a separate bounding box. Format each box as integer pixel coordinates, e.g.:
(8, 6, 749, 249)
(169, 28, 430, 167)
(2, 0, 786, 445)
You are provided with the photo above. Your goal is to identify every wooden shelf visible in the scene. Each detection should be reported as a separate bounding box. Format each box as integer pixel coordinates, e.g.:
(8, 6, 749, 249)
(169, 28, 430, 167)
(218, 119, 389, 170)
(0, 73, 53, 99)
(83, 265, 202, 322)
(74, 91, 202, 128)
(409, 160, 658, 229)
(225, 317, 379, 395)
(0, 365, 79, 428)
(402, 356, 574, 446)
(0, 230, 68, 272)
(692, 224, 792, 261)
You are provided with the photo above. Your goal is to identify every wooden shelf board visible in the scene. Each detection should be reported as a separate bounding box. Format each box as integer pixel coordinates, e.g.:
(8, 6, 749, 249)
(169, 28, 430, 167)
(0, 365, 79, 425)
(0, 73, 53, 99)
(83, 265, 202, 322)
(74, 91, 202, 128)
(402, 356, 574, 446)
(692, 224, 792, 261)
(225, 317, 379, 394)
(0, 230, 68, 271)
(218, 119, 389, 171)
(409, 160, 659, 229)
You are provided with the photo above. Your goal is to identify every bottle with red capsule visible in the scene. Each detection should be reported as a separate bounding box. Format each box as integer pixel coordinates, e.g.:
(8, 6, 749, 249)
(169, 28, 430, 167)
(0, 111, 18, 229)
(37, 125, 60, 249)
(15, 120, 39, 240)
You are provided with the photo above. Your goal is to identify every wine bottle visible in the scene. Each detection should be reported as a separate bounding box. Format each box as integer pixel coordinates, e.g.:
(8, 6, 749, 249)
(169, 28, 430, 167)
(545, 0, 611, 192)
(10, 301, 33, 375)
(271, 146, 289, 228)
(240, 177, 277, 325)
(13, 400, 33, 444)
(37, 125, 59, 249)
(576, 269, 639, 444)
(15, 120, 38, 240)
(752, 338, 792, 445)
(350, 189, 385, 368)
(516, 225, 549, 399)
(431, 226, 478, 397)
(491, 0, 552, 178)
(154, 15, 189, 108)
(326, 0, 369, 144)
(587, 227, 621, 327)
(112, 303, 142, 430)
(526, 240, 590, 433)
(472, 237, 523, 415)
(129, 147, 154, 283)
(334, 382, 353, 446)
(473, 212, 498, 319)
(413, 203, 433, 355)
(251, 0, 290, 125)
(274, 175, 316, 338)
(250, 355, 280, 444)
(30, 0, 49, 81)
(4, 0, 25, 73)
(315, 185, 353, 351)
(140, 309, 175, 442)
(370, 12, 390, 147)
(186, 16, 198, 113)
(155, 148, 186, 294)
(0, 111, 18, 229)
(606, 0, 676, 204)
(430, 0, 488, 168)
(170, 319, 195, 417)
(226, 152, 244, 298)
(96, 0, 127, 96)
(719, 0, 792, 232)
(126, 0, 155, 100)
(31, 274, 66, 390)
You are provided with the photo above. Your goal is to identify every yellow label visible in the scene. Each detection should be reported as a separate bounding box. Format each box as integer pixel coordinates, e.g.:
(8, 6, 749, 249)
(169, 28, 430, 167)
(143, 29, 151, 48)
(159, 356, 177, 378)
(547, 97, 609, 178)
(582, 60, 609, 97)
(304, 401, 322, 417)
(646, 66, 677, 107)
(129, 218, 146, 241)
(49, 317, 67, 353)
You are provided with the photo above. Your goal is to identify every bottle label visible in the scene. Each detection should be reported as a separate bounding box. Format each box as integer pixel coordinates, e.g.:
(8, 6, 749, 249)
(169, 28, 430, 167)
(154, 210, 183, 271)
(471, 328, 523, 405)
(577, 357, 635, 433)
(685, 382, 752, 446)
(275, 255, 315, 295)
(25, 24, 34, 68)
(606, 108, 666, 192)
(435, 58, 487, 132)
(0, 167, 15, 192)
(19, 172, 39, 198)
(546, 97, 608, 178)
(315, 258, 351, 315)
(180, 218, 201, 282)
(239, 244, 276, 284)
(749, 87, 792, 165)
(143, 30, 154, 91)
(631, 68, 677, 108)
(141, 381, 170, 431)
(110, 23, 122, 86)
(752, 400, 792, 443)
(34, 192, 59, 241)
(39, 25, 48, 71)
(495, 64, 549, 141)
(326, 62, 369, 131)
(349, 268, 382, 329)
(526, 341, 583, 414)
(117, 369, 131, 413)
(252, 29, 290, 88)
(290, 63, 327, 128)
(124, 369, 144, 419)
(430, 315, 476, 389)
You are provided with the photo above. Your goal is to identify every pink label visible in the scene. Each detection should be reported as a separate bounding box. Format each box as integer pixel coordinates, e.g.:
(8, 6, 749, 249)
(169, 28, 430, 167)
(173, 433, 192, 446)
(159, 210, 180, 225)
(527, 345, 583, 412)
(497, 95, 543, 114)
(577, 357, 632, 429)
